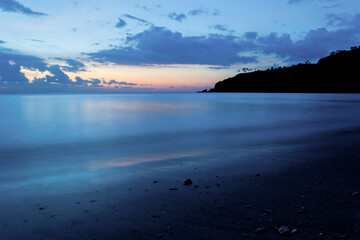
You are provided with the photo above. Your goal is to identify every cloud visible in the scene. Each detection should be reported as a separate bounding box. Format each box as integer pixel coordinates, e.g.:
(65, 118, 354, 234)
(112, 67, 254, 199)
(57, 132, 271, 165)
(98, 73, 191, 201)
(0, 0, 47, 16)
(209, 66, 230, 70)
(74, 76, 90, 85)
(211, 24, 235, 33)
(168, 8, 219, 23)
(0, 46, 101, 90)
(187, 8, 207, 16)
(124, 14, 150, 25)
(27, 38, 45, 43)
(0, 47, 153, 92)
(87, 27, 257, 66)
(61, 58, 86, 72)
(0, 47, 49, 86)
(45, 65, 73, 84)
(168, 12, 187, 22)
(89, 12, 360, 66)
(0, 40, 6, 44)
(89, 78, 102, 86)
(256, 14, 360, 62)
(0, 53, 30, 84)
(73, 77, 101, 86)
(104, 80, 137, 86)
(326, 13, 352, 27)
(244, 32, 258, 40)
(115, 18, 127, 29)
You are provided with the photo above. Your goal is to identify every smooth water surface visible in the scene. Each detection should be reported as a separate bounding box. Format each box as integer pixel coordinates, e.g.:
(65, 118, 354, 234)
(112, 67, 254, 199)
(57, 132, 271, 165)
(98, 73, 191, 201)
(0, 93, 359, 193)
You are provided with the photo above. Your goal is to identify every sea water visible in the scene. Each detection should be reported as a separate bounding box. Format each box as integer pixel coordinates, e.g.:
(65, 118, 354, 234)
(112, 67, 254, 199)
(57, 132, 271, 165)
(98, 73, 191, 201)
(0, 93, 359, 192)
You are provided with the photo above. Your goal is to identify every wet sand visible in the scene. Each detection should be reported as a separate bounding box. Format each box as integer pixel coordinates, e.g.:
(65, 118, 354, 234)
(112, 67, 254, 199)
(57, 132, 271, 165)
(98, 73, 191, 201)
(0, 127, 360, 240)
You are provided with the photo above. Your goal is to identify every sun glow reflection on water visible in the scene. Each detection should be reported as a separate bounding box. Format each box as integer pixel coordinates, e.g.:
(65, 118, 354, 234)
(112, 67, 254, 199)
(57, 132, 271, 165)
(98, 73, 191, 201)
(0, 93, 360, 194)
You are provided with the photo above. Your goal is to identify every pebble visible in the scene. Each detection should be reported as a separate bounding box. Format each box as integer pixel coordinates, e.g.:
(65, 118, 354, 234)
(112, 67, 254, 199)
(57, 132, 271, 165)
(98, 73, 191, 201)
(184, 178, 193, 186)
(278, 225, 291, 235)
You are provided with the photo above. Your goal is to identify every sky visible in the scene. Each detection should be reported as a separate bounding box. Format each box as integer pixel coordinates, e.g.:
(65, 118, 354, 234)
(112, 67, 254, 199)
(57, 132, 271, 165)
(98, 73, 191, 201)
(0, 0, 360, 92)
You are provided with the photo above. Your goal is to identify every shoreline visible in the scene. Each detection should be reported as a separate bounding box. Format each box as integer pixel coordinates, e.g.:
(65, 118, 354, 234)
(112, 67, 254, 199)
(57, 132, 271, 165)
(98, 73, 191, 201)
(0, 127, 359, 239)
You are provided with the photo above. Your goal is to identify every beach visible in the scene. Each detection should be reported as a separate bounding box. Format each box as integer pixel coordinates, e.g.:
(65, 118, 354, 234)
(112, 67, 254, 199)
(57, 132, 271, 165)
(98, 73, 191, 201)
(0, 93, 359, 239)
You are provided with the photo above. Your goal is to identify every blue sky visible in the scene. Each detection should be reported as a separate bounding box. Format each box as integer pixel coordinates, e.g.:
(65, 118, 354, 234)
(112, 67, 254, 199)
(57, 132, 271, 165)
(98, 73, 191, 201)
(1, 0, 360, 92)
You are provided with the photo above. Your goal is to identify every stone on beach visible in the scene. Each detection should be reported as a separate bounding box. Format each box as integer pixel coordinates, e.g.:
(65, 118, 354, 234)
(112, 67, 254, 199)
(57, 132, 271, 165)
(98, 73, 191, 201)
(277, 225, 298, 236)
(184, 178, 193, 186)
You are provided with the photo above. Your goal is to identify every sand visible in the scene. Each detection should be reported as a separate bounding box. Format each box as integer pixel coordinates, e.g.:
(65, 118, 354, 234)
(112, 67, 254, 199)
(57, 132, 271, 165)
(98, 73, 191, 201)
(0, 127, 359, 240)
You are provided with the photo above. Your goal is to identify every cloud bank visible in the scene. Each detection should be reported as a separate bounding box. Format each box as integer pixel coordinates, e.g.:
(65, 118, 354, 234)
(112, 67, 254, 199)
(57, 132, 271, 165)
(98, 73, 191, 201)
(88, 27, 257, 66)
(88, 13, 360, 66)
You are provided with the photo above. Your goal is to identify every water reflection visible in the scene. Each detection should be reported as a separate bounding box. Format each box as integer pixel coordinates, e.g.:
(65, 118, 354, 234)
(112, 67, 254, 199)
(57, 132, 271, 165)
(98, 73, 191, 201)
(88, 150, 204, 170)
(0, 93, 359, 192)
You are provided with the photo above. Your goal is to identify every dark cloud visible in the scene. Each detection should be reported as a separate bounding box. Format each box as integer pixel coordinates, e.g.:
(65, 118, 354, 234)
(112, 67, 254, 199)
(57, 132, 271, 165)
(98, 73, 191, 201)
(73, 77, 102, 86)
(0, 40, 6, 44)
(0, 49, 48, 87)
(61, 59, 86, 72)
(168, 12, 186, 22)
(89, 12, 360, 66)
(124, 14, 150, 25)
(0, 47, 102, 90)
(168, 8, 218, 23)
(89, 78, 102, 86)
(0, 0, 47, 16)
(87, 27, 257, 66)
(45, 65, 73, 84)
(115, 18, 127, 29)
(43, 67, 101, 86)
(0, 48, 48, 86)
(0, 53, 30, 85)
(244, 32, 258, 40)
(0, 47, 152, 92)
(74, 76, 90, 85)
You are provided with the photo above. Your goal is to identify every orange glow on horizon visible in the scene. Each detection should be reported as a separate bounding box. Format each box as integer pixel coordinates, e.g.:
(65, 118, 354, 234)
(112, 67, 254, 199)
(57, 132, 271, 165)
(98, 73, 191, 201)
(69, 62, 234, 90)
(20, 59, 236, 91)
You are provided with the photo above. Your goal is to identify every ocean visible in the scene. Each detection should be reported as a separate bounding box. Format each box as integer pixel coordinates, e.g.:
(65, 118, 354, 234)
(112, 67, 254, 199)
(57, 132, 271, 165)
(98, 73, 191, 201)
(0, 93, 359, 193)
